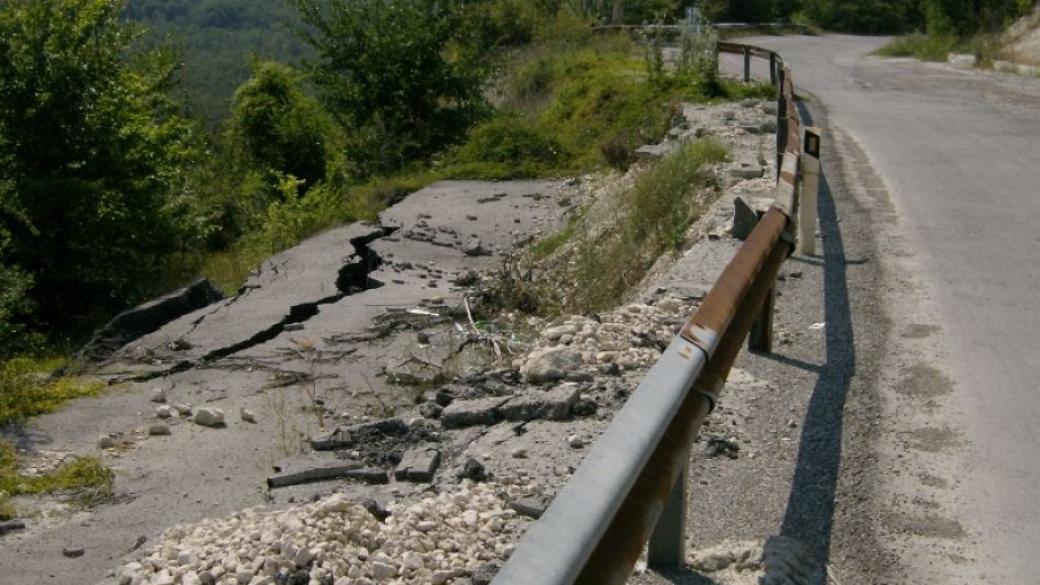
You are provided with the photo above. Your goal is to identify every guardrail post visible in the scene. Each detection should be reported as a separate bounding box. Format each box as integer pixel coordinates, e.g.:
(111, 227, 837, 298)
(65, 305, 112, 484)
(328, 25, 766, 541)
(647, 461, 689, 570)
(776, 93, 787, 170)
(798, 127, 822, 256)
(748, 286, 776, 353)
(743, 46, 751, 83)
(769, 53, 777, 86)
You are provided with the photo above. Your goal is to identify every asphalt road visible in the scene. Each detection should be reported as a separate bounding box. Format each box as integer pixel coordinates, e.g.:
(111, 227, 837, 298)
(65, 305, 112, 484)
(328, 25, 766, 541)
(739, 35, 1040, 584)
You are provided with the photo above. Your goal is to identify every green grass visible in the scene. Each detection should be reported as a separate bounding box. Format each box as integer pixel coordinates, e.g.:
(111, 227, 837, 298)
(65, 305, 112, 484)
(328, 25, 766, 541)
(0, 357, 105, 425)
(877, 33, 960, 61)
(531, 214, 581, 261)
(575, 139, 728, 311)
(0, 442, 113, 519)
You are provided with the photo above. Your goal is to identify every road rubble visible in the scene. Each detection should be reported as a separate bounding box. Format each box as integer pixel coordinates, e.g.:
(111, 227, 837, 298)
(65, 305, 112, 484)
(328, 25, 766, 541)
(0, 97, 803, 585)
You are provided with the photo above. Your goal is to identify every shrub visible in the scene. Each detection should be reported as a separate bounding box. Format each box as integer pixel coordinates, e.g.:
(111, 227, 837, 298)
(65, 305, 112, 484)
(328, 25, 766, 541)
(877, 33, 959, 61)
(600, 136, 636, 171)
(453, 117, 567, 176)
(226, 61, 340, 187)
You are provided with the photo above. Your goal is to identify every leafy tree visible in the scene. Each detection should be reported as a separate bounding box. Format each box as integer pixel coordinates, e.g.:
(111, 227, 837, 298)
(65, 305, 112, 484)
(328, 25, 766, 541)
(226, 61, 339, 187)
(293, 0, 491, 176)
(798, 0, 922, 32)
(0, 0, 197, 337)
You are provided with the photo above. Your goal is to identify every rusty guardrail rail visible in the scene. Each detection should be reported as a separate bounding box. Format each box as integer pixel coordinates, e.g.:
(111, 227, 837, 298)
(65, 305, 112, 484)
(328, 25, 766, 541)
(492, 43, 822, 585)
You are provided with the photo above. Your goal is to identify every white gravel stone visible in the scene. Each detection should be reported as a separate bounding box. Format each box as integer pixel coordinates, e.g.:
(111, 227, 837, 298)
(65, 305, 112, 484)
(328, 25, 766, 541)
(114, 482, 528, 585)
(240, 408, 257, 423)
(150, 388, 167, 403)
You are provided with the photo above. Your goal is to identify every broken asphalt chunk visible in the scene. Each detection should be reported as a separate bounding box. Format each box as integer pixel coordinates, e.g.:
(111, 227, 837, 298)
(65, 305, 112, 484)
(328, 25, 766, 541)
(394, 447, 441, 483)
(439, 397, 512, 429)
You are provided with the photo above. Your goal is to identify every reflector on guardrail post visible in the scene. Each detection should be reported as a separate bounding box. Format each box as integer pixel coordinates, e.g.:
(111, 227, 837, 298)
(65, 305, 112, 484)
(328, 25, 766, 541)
(798, 127, 822, 256)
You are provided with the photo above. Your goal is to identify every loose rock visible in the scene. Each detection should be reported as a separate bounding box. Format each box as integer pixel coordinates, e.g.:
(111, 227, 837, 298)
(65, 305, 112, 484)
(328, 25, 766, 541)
(193, 408, 225, 428)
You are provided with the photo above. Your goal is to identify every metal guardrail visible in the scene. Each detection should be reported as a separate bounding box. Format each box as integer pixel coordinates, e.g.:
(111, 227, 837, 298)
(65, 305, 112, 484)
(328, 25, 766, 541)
(592, 22, 809, 35)
(493, 43, 822, 585)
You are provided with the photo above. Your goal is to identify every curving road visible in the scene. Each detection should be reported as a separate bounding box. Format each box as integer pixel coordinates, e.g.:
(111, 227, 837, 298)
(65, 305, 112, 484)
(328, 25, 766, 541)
(738, 35, 1040, 584)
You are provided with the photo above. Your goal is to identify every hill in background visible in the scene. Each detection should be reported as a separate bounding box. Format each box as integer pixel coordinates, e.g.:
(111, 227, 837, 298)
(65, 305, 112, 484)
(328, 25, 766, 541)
(126, 0, 310, 126)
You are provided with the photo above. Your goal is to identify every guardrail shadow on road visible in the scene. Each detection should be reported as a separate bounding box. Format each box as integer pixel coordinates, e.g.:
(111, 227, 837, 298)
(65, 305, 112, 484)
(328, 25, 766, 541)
(775, 105, 857, 582)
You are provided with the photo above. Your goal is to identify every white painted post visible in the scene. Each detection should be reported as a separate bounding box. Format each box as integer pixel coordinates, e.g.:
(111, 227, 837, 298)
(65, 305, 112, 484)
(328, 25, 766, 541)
(798, 128, 822, 256)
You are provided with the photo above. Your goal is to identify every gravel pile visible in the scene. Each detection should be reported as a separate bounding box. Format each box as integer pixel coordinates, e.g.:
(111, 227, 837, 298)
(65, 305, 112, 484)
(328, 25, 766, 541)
(520, 298, 687, 374)
(114, 481, 528, 585)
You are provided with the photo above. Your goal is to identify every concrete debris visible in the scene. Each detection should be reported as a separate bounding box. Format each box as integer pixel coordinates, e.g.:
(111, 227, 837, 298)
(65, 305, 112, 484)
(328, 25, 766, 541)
(463, 238, 491, 257)
(266, 461, 365, 489)
(727, 158, 765, 181)
(310, 418, 409, 451)
(193, 408, 225, 428)
(520, 346, 584, 384)
(394, 447, 441, 483)
(498, 384, 580, 422)
(0, 519, 26, 535)
(155, 405, 173, 419)
(149, 388, 167, 404)
(62, 545, 85, 558)
(148, 424, 171, 436)
(239, 408, 257, 423)
(508, 498, 547, 520)
(440, 397, 511, 429)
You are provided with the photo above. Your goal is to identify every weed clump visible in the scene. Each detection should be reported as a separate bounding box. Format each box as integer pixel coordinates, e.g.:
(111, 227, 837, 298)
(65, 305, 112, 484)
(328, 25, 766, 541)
(0, 357, 104, 425)
(490, 138, 728, 316)
(877, 33, 959, 61)
(0, 441, 114, 518)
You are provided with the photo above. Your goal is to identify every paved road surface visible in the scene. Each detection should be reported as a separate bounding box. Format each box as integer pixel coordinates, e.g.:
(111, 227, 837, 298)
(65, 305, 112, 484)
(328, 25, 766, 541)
(741, 35, 1040, 583)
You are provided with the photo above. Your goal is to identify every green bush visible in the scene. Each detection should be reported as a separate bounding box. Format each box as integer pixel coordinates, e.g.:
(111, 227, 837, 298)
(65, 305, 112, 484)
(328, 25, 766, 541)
(226, 61, 340, 188)
(453, 117, 567, 177)
(877, 33, 959, 60)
